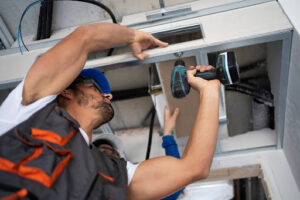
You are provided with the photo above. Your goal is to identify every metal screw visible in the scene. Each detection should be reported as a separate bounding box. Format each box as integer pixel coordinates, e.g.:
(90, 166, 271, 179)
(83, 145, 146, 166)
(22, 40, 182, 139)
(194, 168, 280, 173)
(174, 52, 183, 58)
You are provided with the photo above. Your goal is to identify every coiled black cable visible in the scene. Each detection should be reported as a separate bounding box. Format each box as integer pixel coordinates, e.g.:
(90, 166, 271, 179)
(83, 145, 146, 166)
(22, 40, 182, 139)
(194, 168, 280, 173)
(23, 0, 117, 55)
(72, 0, 117, 23)
(72, 0, 117, 56)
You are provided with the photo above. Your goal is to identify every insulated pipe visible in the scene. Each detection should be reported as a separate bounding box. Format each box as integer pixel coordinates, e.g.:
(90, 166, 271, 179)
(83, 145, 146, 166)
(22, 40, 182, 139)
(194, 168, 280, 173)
(40, 1, 47, 39)
(36, 3, 43, 40)
(111, 87, 149, 101)
(72, 0, 117, 56)
(225, 84, 273, 106)
(45, 0, 53, 39)
(73, 0, 117, 23)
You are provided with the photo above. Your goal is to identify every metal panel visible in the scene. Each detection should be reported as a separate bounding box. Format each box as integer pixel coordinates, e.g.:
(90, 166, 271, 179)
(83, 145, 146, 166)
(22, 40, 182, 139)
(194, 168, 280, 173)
(126, 0, 274, 29)
(276, 32, 293, 149)
(0, 32, 292, 88)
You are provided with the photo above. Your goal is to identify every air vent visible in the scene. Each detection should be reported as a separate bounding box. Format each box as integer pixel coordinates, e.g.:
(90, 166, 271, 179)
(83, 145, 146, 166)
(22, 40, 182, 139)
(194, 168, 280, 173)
(151, 24, 203, 45)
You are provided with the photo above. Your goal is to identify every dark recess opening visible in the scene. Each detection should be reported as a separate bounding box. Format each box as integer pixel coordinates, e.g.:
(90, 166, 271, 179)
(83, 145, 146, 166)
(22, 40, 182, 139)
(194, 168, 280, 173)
(152, 25, 203, 44)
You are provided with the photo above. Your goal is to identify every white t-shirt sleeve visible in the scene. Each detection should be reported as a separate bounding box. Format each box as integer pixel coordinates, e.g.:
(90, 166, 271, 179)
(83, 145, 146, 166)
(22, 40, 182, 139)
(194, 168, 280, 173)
(0, 80, 57, 136)
(126, 161, 139, 185)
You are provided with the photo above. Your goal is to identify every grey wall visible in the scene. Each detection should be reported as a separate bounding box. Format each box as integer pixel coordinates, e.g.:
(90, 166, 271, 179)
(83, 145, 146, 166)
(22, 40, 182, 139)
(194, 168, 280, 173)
(279, 0, 300, 190)
(283, 30, 300, 190)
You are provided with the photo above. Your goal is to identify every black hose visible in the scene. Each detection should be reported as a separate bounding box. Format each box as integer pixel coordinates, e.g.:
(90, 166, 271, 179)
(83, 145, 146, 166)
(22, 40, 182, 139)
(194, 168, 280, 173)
(32, 0, 117, 55)
(145, 107, 156, 160)
(111, 87, 149, 101)
(72, 0, 117, 23)
(71, 0, 117, 56)
(226, 84, 274, 107)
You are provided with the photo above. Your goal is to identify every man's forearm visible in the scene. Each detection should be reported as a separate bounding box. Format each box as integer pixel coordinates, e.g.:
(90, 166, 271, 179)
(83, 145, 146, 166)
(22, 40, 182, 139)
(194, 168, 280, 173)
(127, 86, 219, 199)
(181, 85, 219, 178)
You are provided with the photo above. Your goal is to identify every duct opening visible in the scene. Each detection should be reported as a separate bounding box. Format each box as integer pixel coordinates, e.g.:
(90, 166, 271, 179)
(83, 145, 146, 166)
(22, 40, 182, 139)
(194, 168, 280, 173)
(208, 41, 283, 152)
(151, 24, 203, 45)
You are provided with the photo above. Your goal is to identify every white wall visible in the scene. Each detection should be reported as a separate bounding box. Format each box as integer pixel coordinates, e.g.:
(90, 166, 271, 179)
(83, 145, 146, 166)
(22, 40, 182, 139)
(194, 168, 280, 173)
(283, 30, 300, 190)
(279, 0, 300, 33)
(278, 0, 300, 190)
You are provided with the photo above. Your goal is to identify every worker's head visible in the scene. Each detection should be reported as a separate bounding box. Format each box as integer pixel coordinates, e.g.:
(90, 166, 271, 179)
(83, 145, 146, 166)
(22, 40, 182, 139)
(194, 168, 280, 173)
(58, 69, 114, 128)
(93, 133, 126, 159)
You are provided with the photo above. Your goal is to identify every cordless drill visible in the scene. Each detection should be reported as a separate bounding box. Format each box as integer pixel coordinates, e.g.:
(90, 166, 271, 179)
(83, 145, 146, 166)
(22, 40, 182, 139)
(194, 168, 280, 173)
(170, 52, 240, 98)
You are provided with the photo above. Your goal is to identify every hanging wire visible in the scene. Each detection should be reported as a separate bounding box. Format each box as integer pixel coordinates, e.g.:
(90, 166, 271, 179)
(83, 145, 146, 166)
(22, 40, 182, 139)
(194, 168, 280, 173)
(71, 0, 117, 56)
(19, 0, 117, 56)
(145, 65, 158, 160)
(18, 0, 44, 55)
(72, 0, 117, 24)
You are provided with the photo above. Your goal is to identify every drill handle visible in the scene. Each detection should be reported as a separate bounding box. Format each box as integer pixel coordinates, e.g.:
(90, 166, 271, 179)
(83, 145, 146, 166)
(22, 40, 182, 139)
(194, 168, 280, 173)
(195, 68, 217, 80)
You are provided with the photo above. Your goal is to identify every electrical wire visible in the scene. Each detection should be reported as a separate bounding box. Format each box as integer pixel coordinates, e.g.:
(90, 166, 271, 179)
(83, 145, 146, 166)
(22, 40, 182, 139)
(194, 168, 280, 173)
(20, 0, 117, 56)
(145, 106, 156, 160)
(72, 0, 117, 23)
(71, 0, 117, 56)
(225, 83, 274, 107)
(18, 0, 44, 55)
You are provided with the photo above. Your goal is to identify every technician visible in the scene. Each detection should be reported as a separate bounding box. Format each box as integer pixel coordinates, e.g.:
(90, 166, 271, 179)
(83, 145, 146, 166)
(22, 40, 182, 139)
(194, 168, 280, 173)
(0, 22, 220, 200)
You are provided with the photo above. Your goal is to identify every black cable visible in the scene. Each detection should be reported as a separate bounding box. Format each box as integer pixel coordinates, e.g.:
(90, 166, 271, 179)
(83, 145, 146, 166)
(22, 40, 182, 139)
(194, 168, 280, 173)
(22, 0, 117, 55)
(145, 106, 156, 160)
(226, 84, 274, 107)
(72, 0, 117, 23)
(71, 0, 117, 56)
(111, 87, 149, 101)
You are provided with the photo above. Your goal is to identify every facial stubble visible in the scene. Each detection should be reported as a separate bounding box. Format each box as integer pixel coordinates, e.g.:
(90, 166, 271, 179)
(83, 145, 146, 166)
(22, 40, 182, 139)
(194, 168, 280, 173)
(74, 88, 114, 124)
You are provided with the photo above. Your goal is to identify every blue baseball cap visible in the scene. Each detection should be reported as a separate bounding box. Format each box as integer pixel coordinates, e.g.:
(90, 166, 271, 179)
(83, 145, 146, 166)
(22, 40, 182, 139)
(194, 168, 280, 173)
(78, 68, 111, 94)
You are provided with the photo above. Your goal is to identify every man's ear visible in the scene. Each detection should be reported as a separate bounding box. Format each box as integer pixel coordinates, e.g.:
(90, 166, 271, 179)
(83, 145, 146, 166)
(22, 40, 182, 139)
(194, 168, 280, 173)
(58, 89, 74, 108)
(60, 89, 73, 100)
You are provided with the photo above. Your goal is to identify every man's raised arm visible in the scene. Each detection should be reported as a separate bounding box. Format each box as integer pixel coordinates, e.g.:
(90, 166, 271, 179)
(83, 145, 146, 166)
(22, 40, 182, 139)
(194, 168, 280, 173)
(22, 23, 167, 105)
(127, 65, 220, 200)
